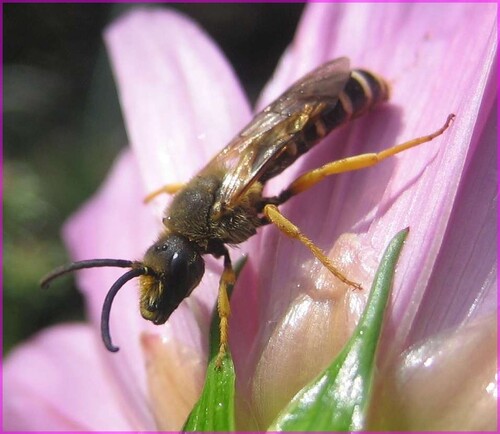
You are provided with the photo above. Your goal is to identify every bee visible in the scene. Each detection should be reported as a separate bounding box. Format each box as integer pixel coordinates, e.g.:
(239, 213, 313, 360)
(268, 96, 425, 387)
(41, 57, 454, 365)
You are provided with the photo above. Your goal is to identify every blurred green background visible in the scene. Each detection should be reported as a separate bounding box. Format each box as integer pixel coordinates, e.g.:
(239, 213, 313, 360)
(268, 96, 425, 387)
(3, 3, 304, 354)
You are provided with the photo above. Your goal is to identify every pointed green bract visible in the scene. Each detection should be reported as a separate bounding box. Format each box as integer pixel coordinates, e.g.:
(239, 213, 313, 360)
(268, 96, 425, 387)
(182, 354, 236, 432)
(269, 228, 409, 431)
(183, 257, 247, 432)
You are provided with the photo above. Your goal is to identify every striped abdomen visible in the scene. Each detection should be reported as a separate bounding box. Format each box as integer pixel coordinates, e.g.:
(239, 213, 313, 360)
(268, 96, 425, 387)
(302, 69, 390, 144)
(259, 69, 389, 184)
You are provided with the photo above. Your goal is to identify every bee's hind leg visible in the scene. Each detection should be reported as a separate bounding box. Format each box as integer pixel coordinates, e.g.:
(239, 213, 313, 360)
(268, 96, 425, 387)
(263, 204, 362, 290)
(276, 114, 455, 203)
(143, 183, 186, 204)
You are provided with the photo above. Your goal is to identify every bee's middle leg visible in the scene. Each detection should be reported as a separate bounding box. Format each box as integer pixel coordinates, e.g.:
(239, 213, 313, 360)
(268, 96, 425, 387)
(262, 204, 362, 290)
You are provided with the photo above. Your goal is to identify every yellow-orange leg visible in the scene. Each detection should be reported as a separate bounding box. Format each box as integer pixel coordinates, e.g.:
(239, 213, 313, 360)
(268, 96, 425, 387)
(215, 252, 235, 368)
(263, 204, 362, 290)
(283, 114, 455, 197)
(143, 183, 185, 204)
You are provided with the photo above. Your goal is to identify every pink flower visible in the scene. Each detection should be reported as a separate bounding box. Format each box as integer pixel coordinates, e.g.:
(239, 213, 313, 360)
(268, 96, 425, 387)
(4, 4, 496, 431)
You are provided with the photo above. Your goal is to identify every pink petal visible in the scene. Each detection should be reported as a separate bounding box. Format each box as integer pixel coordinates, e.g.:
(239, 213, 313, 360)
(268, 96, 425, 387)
(368, 314, 497, 430)
(21, 4, 494, 430)
(235, 3, 496, 426)
(245, 233, 374, 428)
(104, 8, 252, 218)
(63, 151, 164, 428)
(3, 324, 137, 430)
(244, 1, 496, 359)
(409, 102, 497, 343)
(59, 7, 254, 427)
(140, 332, 205, 430)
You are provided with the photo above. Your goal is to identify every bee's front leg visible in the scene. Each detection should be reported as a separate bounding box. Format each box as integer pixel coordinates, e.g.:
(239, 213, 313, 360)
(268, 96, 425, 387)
(215, 249, 235, 368)
(143, 182, 186, 203)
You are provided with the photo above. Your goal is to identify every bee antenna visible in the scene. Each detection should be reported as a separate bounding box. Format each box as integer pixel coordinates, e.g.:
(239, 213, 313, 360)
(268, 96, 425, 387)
(40, 259, 136, 289)
(101, 267, 148, 353)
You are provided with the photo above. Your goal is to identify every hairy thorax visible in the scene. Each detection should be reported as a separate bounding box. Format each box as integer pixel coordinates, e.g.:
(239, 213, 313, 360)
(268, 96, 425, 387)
(163, 171, 263, 253)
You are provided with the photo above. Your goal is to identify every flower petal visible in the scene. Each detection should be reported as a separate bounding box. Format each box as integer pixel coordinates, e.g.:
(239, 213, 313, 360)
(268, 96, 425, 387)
(245, 234, 372, 428)
(368, 314, 497, 431)
(3, 324, 136, 430)
(63, 151, 163, 428)
(409, 100, 497, 343)
(140, 332, 205, 430)
(64, 149, 222, 427)
(249, 0, 496, 359)
(104, 8, 252, 217)
(60, 7, 256, 427)
(238, 2, 496, 427)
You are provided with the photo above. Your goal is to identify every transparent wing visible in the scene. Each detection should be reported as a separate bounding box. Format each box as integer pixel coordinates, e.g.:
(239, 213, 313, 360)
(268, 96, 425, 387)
(202, 57, 351, 209)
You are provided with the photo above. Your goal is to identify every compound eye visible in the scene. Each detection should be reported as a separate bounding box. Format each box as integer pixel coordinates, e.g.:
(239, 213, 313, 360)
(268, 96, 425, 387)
(168, 249, 204, 300)
(170, 251, 186, 277)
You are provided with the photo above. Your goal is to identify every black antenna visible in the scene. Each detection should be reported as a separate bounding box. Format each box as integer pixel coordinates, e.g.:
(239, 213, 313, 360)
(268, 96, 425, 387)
(40, 259, 136, 289)
(40, 258, 150, 352)
(101, 268, 147, 352)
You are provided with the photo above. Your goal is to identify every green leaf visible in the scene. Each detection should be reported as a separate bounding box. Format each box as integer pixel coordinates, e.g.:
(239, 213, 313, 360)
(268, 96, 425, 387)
(183, 257, 247, 432)
(269, 228, 409, 431)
